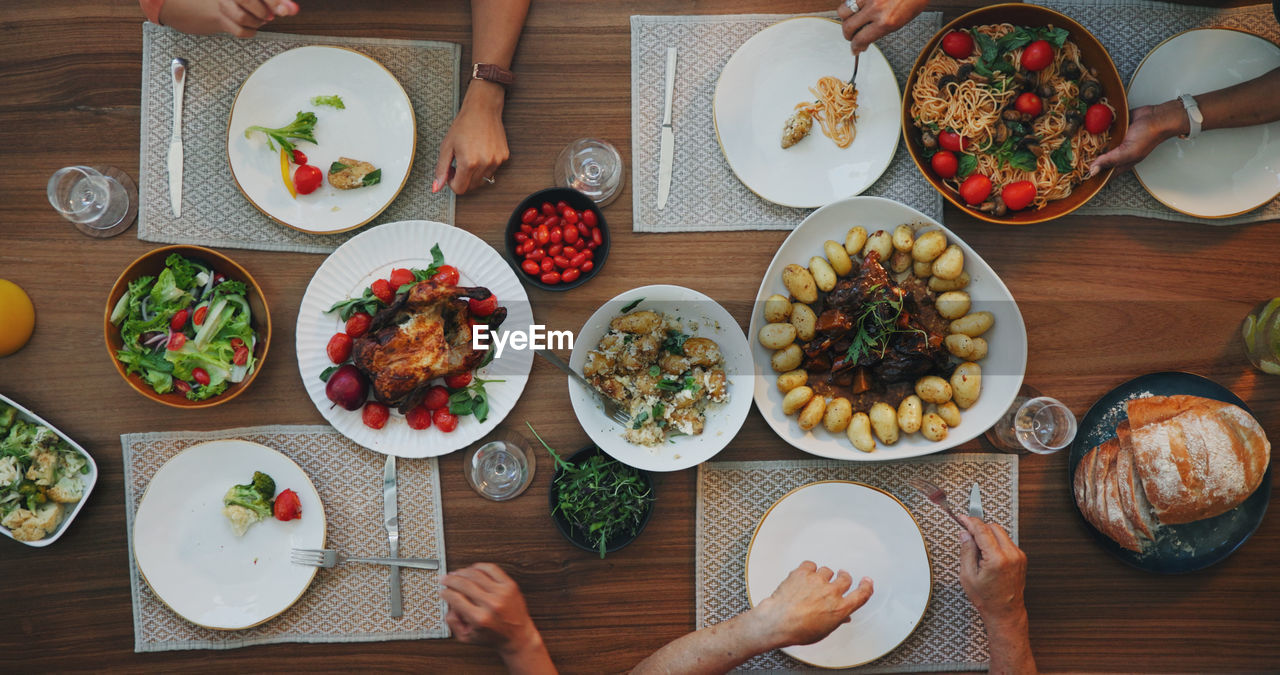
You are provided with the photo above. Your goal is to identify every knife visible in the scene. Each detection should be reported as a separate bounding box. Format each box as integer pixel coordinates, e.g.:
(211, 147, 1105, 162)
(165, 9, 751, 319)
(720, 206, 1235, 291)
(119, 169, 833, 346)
(656, 47, 677, 210)
(167, 57, 187, 218)
(968, 483, 984, 520)
(383, 455, 402, 618)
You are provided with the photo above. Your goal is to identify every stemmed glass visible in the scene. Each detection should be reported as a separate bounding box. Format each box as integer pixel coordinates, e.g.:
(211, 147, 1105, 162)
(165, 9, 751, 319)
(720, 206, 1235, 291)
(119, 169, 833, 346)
(47, 166, 131, 231)
(984, 384, 1078, 454)
(463, 425, 536, 501)
(554, 139, 623, 206)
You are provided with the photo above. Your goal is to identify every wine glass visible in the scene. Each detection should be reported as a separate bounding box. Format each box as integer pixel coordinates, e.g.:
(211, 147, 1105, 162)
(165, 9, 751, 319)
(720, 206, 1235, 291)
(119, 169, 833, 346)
(463, 425, 536, 501)
(984, 384, 1078, 454)
(554, 139, 623, 206)
(47, 166, 130, 230)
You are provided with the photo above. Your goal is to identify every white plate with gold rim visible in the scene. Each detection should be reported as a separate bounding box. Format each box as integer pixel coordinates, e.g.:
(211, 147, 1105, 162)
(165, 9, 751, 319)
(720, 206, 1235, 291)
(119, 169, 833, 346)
(713, 17, 900, 208)
(227, 46, 415, 234)
(1129, 29, 1280, 220)
(132, 439, 325, 630)
(746, 480, 930, 668)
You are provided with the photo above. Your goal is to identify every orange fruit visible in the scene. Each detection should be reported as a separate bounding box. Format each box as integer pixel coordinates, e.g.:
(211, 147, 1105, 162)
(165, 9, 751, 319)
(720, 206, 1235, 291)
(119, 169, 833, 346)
(0, 279, 35, 356)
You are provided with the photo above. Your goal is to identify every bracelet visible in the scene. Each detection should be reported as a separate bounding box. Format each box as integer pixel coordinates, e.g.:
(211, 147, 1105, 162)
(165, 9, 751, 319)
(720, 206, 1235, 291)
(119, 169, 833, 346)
(1179, 93, 1203, 140)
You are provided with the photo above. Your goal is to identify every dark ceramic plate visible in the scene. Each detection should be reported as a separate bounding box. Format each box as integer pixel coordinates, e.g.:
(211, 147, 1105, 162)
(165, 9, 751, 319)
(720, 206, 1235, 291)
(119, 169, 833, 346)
(549, 445, 654, 556)
(504, 187, 609, 291)
(1068, 372, 1271, 573)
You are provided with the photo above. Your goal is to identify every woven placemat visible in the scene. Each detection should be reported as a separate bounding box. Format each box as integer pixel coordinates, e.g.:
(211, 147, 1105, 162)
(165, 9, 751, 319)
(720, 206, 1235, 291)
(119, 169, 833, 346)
(630, 12, 944, 233)
(1032, 0, 1280, 225)
(121, 424, 448, 652)
(138, 23, 458, 254)
(698, 454, 1018, 673)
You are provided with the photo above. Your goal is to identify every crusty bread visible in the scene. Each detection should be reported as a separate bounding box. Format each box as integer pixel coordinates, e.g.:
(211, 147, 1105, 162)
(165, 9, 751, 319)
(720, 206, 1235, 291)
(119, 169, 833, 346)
(1074, 437, 1144, 552)
(1114, 422, 1158, 541)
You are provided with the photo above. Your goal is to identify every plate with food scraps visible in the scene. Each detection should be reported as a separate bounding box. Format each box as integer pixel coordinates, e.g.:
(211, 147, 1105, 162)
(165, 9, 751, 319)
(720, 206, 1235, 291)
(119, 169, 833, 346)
(296, 220, 534, 458)
(132, 439, 325, 630)
(227, 45, 415, 234)
(746, 480, 930, 668)
(567, 285, 753, 472)
(749, 195, 1026, 461)
(0, 394, 98, 548)
(713, 17, 900, 208)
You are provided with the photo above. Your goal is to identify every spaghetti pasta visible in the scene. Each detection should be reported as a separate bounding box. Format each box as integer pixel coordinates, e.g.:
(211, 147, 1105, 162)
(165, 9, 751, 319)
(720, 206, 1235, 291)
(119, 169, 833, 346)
(783, 76, 859, 149)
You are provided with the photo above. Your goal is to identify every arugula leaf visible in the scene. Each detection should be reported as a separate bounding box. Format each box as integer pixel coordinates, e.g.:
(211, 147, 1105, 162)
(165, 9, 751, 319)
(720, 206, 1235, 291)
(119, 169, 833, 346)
(621, 297, 644, 313)
(1009, 150, 1039, 172)
(361, 169, 382, 187)
(957, 153, 978, 179)
(1051, 138, 1074, 174)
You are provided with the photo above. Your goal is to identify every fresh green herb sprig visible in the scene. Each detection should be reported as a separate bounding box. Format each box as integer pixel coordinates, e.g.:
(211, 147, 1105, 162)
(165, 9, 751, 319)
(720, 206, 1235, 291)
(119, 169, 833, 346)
(325, 244, 448, 319)
(621, 298, 644, 313)
(845, 285, 927, 364)
(448, 377, 505, 423)
(528, 422, 653, 558)
(244, 111, 317, 154)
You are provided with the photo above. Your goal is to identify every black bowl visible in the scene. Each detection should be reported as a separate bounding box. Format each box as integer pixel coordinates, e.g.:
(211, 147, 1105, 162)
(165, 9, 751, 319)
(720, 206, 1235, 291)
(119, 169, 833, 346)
(549, 445, 654, 556)
(504, 187, 609, 292)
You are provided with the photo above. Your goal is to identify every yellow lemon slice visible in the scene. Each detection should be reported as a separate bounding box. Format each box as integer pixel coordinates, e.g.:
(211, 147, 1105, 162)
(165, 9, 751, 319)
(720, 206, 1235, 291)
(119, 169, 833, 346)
(1241, 313, 1258, 354)
(0, 279, 35, 356)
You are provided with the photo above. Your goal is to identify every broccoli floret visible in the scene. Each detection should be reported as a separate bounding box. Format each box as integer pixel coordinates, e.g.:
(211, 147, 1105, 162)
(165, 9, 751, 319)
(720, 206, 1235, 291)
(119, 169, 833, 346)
(252, 471, 275, 496)
(0, 404, 17, 431)
(222, 471, 276, 519)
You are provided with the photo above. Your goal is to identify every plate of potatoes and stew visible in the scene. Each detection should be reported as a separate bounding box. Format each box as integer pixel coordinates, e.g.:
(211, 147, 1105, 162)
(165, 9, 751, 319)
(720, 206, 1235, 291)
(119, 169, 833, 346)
(748, 196, 1027, 460)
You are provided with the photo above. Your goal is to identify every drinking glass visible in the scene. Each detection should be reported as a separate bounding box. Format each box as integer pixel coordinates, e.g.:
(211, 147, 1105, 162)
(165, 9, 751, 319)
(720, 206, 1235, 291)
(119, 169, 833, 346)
(985, 384, 1078, 454)
(463, 426, 536, 501)
(554, 138, 623, 206)
(1241, 297, 1280, 375)
(47, 166, 130, 230)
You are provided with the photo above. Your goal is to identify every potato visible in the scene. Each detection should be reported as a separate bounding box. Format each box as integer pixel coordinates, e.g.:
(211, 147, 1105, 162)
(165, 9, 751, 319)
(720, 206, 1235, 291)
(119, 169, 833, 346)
(936, 401, 963, 427)
(798, 396, 827, 431)
(945, 333, 976, 359)
(809, 256, 838, 292)
(823, 397, 852, 432)
(929, 271, 971, 292)
(967, 337, 988, 360)
(772, 344, 803, 372)
(863, 229, 893, 262)
(776, 369, 808, 393)
(824, 240, 853, 276)
(951, 362, 982, 409)
(782, 385, 814, 415)
(913, 260, 934, 278)
(950, 311, 994, 337)
(912, 230, 947, 262)
(759, 322, 797, 350)
(790, 303, 817, 341)
(782, 264, 818, 304)
(897, 395, 923, 434)
(915, 375, 953, 404)
(890, 249, 912, 274)
(763, 294, 792, 323)
(931, 244, 965, 280)
(892, 224, 915, 252)
(847, 412, 876, 453)
(935, 291, 971, 320)
(869, 402, 899, 445)
(844, 226, 868, 257)
(921, 412, 949, 442)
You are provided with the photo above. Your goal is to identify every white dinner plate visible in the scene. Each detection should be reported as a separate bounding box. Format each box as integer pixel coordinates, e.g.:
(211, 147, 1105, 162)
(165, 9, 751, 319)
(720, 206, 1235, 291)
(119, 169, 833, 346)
(567, 285, 754, 472)
(227, 46, 415, 234)
(1129, 29, 1280, 219)
(296, 220, 534, 458)
(713, 17, 900, 208)
(749, 196, 1027, 461)
(132, 439, 325, 630)
(746, 481, 930, 668)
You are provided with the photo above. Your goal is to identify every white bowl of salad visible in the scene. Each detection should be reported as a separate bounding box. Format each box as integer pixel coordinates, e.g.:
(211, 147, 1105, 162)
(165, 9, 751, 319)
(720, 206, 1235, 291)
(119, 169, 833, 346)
(104, 245, 271, 408)
(0, 394, 98, 547)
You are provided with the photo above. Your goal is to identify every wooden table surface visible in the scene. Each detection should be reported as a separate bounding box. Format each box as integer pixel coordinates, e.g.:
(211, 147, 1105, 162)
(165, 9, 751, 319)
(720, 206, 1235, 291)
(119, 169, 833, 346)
(2, 0, 1276, 671)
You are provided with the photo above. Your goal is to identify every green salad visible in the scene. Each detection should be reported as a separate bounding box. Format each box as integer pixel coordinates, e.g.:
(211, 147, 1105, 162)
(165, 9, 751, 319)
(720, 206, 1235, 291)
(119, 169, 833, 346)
(109, 254, 259, 401)
(0, 402, 90, 542)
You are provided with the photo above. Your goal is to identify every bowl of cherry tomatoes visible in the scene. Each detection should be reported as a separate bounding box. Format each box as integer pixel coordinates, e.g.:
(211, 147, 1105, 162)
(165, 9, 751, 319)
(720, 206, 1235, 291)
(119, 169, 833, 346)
(505, 188, 609, 291)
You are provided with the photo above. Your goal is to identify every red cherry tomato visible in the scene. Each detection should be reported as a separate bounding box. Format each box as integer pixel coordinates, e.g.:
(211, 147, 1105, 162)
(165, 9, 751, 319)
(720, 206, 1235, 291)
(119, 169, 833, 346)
(1002, 180, 1037, 211)
(569, 253, 587, 269)
(930, 150, 959, 179)
(294, 164, 322, 195)
(174, 380, 192, 394)
(433, 408, 459, 432)
(513, 232, 529, 244)
(370, 278, 394, 304)
(591, 228, 604, 246)
(521, 259, 541, 275)
(233, 346, 249, 366)
(167, 332, 186, 351)
(389, 268, 415, 289)
(583, 249, 594, 260)
(562, 246, 578, 257)
(1084, 103, 1114, 134)
(362, 402, 390, 430)
(562, 207, 579, 224)
(548, 243, 563, 257)
(527, 249, 546, 262)
(561, 268, 581, 283)
(581, 260, 594, 273)
(582, 209, 598, 228)
(958, 174, 993, 205)
(578, 222, 591, 239)
(431, 265, 460, 286)
(273, 488, 302, 521)
(549, 227, 563, 244)
(555, 200, 568, 211)
(445, 372, 472, 389)
(544, 216, 561, 230)
(520, 223, 533, 234)
(291, 149, 308, 165)
(469, 295, 498, 317)
(193, 305, 208, 326)
(941, 30, 974, 59)
(327, 332, 353, 363)
(540, 258, 554, 274)
(169, 309, 190, 331)
(553, 255, 571, 269)
(230, 337, 245, 350)
(345, 312, 372, 338)
(406, 403, 433, 430)
(938, 130, 967, 152)
(540, 271, 562, 285)
(521, 207, 539, 224)
(540, 202, 556, 217)
(563, 226, 580, 245)
(1014, 92, 1043, 117)
(1020, 40, 1054, 71)
(534, 224, 550, 245)
(423, 385, 450, 411)
(587, 240, 599, 250)
(192, 367, 210, 386)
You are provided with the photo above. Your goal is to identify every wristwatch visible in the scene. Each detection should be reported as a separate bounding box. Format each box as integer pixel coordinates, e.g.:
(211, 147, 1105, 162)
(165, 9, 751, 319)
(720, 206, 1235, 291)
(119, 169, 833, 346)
(472, 63, 515, 86)
(1179, 93, 1203, 139)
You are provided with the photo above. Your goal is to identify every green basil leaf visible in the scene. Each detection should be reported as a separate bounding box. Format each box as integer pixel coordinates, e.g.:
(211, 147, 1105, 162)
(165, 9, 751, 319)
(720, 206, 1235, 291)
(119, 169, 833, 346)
(1039, 26, 1070, 48)
(361, 169, 382, 187)
(621, 297, 644, 313)
(956, 153, 978, 179)
(328, 162, 348, 175)
(1008, 150, 1039, 172)
(1051, 138, 1074, 174)
(473, 393, 490, 423)
(972, 30, 999, 66)
(995, 27, 1033, 53)
(319, 365, 340, 382)
(449, 395, 474, 416)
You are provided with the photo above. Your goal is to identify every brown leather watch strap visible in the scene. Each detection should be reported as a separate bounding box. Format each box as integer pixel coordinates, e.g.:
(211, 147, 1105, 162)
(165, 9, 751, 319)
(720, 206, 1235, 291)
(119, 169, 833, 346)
(472, 63, 514, 86)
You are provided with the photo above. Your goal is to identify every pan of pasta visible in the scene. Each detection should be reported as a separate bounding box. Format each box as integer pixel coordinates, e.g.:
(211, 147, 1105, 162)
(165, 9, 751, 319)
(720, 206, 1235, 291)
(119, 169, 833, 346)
(902, 4, 1127, 224)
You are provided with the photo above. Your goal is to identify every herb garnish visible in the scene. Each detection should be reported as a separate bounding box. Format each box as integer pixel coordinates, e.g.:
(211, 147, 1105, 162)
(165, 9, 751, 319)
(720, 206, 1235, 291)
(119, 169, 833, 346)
(845, 286, 927, 364)
(1050, 138, 1074, 174)
(447, 377, 505, 423)
(621, 298, 644, 313)
(662, 329, 690, 355)
(325, 244, 448, 319)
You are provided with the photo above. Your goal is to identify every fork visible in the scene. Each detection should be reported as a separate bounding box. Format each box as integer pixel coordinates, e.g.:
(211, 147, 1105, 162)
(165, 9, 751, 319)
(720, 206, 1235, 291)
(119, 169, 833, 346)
(905, 477, 966, 529)
(534, 348, 631, 426)
(291, 548, 440, 570)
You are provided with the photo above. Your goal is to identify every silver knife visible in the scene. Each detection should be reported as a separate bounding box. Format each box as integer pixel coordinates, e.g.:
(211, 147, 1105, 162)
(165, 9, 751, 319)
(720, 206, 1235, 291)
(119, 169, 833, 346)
(167, 57, 187, 218)
(383, 455, 402, 617)
(656, 47, 677, 210)
(968, 483, 984, 520)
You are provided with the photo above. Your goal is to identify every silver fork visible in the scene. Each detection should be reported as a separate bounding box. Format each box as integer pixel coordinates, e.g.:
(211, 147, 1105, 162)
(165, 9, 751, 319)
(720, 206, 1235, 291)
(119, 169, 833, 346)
(535, 348, 631, 426)
(291, 548, 440, 570)
(905, 477, 966, 529)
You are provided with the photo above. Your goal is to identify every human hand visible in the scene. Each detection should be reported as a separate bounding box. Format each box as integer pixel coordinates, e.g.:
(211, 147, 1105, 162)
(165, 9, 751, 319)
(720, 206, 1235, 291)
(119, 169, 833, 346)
(837, 0, 930, 54)
(751, 561, 874, 649)
(433, 83, 510, 195)
(957, 514, 1027, 625)
(160, 0, 299, 38)
(441, 563, 543, 657)
(1088, 100, 1187, 176)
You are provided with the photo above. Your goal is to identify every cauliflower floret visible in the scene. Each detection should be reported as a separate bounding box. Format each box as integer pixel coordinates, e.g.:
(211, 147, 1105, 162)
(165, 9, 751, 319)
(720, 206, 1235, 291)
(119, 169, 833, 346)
(0, 456, 19, 487)
(58, 450, 87, 477)
(703, 366, 729, 403)
(48, 476, 83, 504)
(223, 504, 263, 537)
(3, 502, 63, 542)
(25, 447, 59, 486)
